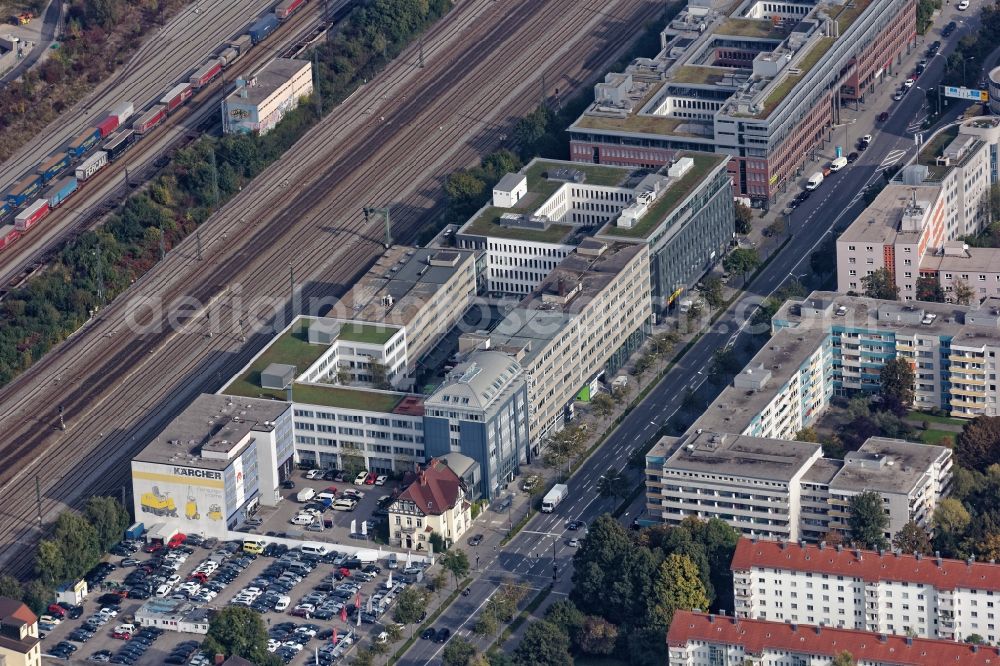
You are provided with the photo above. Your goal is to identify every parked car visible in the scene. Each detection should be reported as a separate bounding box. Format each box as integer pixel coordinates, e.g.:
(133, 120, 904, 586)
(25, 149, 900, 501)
(467, 534, 484, 546)
(877, 111, 890, 122)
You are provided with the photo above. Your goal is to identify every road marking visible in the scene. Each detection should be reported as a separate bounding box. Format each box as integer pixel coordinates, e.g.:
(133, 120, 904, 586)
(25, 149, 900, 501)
(879, 149, 906, 169)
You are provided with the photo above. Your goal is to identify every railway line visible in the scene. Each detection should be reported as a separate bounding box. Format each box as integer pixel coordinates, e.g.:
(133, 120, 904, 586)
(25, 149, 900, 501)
(0, 0, 660, 575)
(0, 2, 334, 287)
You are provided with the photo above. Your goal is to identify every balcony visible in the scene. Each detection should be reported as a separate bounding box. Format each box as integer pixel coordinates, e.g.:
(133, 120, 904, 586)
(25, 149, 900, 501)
(950, 364, 985, 374)
(950, 376, 986, 386)
(949, 354, 985, 364)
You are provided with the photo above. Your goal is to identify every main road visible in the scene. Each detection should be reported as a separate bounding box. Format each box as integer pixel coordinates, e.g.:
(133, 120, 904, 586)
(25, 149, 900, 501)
(0, 0, 661, 575)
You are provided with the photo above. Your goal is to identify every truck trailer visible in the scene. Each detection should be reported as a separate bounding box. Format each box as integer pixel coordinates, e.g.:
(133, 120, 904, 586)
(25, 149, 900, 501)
(0, 225, 20, 251)
(133, 106, 167, 134)
(45, 176, 78, 208)
(97, 114, 120, 138)
(5, 175, 42, 206)
(190, 59, 223, 89)
(276, 0, 306, 20)
(249, 14, 279, 44)
(541, 484, 568, 512)
(229, 34, 253, 55)
(104, 130, 136, 160)
(76, 151, 108, 181)
(14, 199, 49, 231)
(109, 101, 134, 125)
(160, 83, 193, 112)
(67, 127, 102, 158)
(36, 153, 70, 183)
(219, 47, 240, 68)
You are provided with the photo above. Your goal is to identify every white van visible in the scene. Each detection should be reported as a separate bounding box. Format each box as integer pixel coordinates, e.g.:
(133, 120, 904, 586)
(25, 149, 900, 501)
(829, 156, 847, 172)
(296, 487, 315, 503)
(805, 172, 824, 190)
(290, 513, 314, 526)
(274, 596, 291, 612)
(300, 543, 330, 557)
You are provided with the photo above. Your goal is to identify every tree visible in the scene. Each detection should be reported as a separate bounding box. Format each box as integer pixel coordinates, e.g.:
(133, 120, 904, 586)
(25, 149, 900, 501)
(831, 651, 857, 666)
(916, 275, 945, 302)
(956, 416, 1000, 470)
(22, 580, 52, 615)
(596, 468, 629, 504)
(34, 539, 66, 587)
(440, 549, 470, 589)
(723, 248, 761, 284)
(934, 498, 971, 535)
(571, 516, 634, 617)
(702, 277, 725, 309)
(53, 512, 101, 581)
(542, 426, 587, 472)
(429, 532, 448, 553)
(967, 634, 987, 645)
(861, 268, 899, 300)
(352, 650, 374, 666)
(734, 202, 753, 235)
(650, 553, 710, 628)
(848, 490, 889, 550)
(590, 393, 615, 419)
(631, 352, 655, 379)
(512, 620, 572, 666)
(0, 575, 22, 600)
(545, 599, 585, 639)
(627, 625, 671, 666)
(796, 426, 820, 442)
(879, 357, 915, 414)
(710, 346, 741, 379)
(84, 496, 131, 552)
(442, 636, 478, 666)
(893, 520, 932, 554)
(953, 278, 976, 306)
(202, 606, 280, 666)
(394, 585, 428, 627)
(976, 532, 1000, 562)
(577, 616, 618, 655)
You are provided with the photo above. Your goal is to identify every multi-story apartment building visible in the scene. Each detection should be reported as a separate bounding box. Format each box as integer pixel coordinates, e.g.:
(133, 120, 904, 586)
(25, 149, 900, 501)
(668, 610, 1000, 666)
(0, 597, 40, 666)
(774, 291, 1000, 418)
(489, 239, 652, 447)
(455, 156, 732, 312)
(423, 352, 530, 499)
(335, 246, 478, 366)
(837, 122, 992, 300)
(732, 537, 1000, 642)
(568, 0, 916, 202)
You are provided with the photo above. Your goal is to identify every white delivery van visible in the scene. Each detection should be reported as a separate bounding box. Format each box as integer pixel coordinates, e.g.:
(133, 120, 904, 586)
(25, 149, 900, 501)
(805, 172, 824, 190)
(300, 543, 330, 557)
(296, 487, 315, 502)
(829, 156, 847, 172)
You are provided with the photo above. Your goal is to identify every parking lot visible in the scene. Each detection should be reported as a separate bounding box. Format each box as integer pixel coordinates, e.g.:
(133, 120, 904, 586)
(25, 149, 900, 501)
(37, 526, 429, 665)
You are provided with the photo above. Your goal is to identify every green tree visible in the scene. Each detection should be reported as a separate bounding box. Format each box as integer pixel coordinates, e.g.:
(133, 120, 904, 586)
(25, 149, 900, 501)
(441, 549, 470, 589)
(702, 277, 725, 309)
(831, 651, 857, 666)
(53, 511, 101, 581)
(795, 426, 820, 442)
(545, 599, 585, 639)
(810, 238, 837, 277)
(734, 202, 753, 235)
(576, 616, 618, 655)
(394, 585, 428, 627)
(879, 357, 915, 414)
(916, 275, 945, 302)
(429, 531, 448, 553)
(571, 516, 634, 617)
(934, 498, 971, 535)
(627, 625, 671, 666)
(710, 346, 741, 379)
(861, 268, 899, 300)
(442, 636, 478, 666)
(596, 468, 629, 504)
(723, 248, 761, 284)
(84, 496, 131, 552)
(352, 649, 375, 666)
(892, 520, 932, 554)
(542, 426, 587, 472)
(202, 606, 280, 666)
(512, 620, 572, 666)
(590, 392, 615, 419)
(650, 553, 711, 628)
(0, 575, 22, 600)
(967, 634, 987, 645)
(22, 580, 52, 616)
(34, 539, 65, 587)
(956, 416, 1000, 470)
(953, 278, 976, 306)
(848, 490, 889, 550)
(85, 0, 123, 28)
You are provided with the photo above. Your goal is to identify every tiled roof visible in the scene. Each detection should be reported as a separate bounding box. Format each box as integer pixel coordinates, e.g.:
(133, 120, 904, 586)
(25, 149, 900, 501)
(668, 611, 1000, 664)
(0, 596, 35, 626)
(731, 538, 1000, 592)
(395, 459, 462, 516)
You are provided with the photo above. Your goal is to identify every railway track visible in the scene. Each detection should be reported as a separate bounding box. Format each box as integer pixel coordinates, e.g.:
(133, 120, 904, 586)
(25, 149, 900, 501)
(0, 0, 660, 576)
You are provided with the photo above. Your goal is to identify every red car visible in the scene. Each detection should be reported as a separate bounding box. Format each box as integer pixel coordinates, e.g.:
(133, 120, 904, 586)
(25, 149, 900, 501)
(46, 604, 66, 618)
(111, 630, 131, 640)
(143, 542, 162, 554)
(364, 472, 377, 485)
(325, 486, 339, 495)
(167, 533, 186, 549)
(189, 572, 208, 583)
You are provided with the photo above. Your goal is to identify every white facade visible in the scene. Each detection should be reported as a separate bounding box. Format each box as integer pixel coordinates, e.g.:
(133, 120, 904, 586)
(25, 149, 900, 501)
(492, 174, 527, 208)
(223, 58, 313, 135)
(483, 237, 573, 296)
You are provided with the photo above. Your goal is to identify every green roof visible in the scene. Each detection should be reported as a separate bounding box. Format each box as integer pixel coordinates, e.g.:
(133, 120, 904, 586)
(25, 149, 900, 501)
(602, 154, 725, 239)
(716, 17, 791, 40)
(223, 380, 405, 412)
(759, 37, 836, 117)
(918, 125, 960, 180)
(337, 322, 399, 345)
(673, 66, 730, 85)
(223, 320, 325, 397)
(832, 0, 874, 33)
(574, 113, 712, 137)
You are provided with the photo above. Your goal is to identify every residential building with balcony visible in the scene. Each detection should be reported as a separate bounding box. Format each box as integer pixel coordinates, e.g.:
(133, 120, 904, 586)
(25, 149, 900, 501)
(387, 458, 471, 551)
(667, 610, 1000, 666)
(568, 0, 916, 202)
(731, 537, 1000, 642)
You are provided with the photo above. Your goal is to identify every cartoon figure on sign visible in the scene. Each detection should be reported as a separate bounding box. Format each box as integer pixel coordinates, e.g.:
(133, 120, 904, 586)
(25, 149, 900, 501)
(185, 486, 200, 520)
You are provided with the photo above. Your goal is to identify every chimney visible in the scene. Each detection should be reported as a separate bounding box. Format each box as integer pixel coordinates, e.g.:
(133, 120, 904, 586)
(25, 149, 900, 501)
(836, 544, 843, 552)
(819, 541, 826, 550)
(419, 471, 427, 486)
(916, 552, 922, 560)
(814, 625, 822, 635)
(879, 548, 885, 556)
(215, 655, 225, 666)
(751, 535, 758, 543)
(709, 614, 715, 623)
(854, 549, 863, 560)
(878, 634, 887, 643)
(967, 557, 975, 566)
(781, 541, 787, 550)
(906, 637, 914, 646)
(790, 623, 798, 632)
(973, 644, 980, 653)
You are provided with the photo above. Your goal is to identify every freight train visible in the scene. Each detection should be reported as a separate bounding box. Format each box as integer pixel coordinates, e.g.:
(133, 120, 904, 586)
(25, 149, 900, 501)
(0, 0, 310, 252)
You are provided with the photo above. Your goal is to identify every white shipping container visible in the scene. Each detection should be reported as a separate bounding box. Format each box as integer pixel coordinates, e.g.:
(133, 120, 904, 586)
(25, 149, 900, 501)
(76, 151, 108, 181)
(110, 101, 134, 124)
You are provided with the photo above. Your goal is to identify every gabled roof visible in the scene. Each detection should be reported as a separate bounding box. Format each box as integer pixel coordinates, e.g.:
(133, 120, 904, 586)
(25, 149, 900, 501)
(0, 597, 36, 626)
(731, 537, 1000, 593)
(668, 610, 1000, 664)
(393, 459, 463, 516)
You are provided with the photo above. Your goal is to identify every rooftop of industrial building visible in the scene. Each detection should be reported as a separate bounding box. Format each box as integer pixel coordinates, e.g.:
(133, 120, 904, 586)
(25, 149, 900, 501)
(837, 183, 941, 244)
(828, 438, 951, 496)
(654, 430, 821, 482)
(921, 245, 1000, 274)
(225, 57, 310, 108)
(133, 393, 289, 470)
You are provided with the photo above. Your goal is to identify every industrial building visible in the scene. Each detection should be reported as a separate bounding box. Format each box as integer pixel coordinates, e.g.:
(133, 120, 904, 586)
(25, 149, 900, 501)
(732, 537, 1000, 641)
(222, 58, 312, 135)
(134, 599, 211, 634)
(667, 610, 1000, 666)
(568, 0, 916, 203)
(130, 394, 294, 537)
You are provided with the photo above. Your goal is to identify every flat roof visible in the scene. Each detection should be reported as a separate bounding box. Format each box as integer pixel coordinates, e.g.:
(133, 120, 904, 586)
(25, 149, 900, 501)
(225, 58, 310, 108)
(838, 184, 941, 244)
(828, 437, 950, 496)
(922, 246, 1000, 274)
(134, 394, 288, 470)
(663, 430, 821, 482)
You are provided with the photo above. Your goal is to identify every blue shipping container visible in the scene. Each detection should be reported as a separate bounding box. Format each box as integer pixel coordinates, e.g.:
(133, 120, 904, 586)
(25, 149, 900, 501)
(249, 14, 279, 44)
(46, 176, 78, 208)
(125, 522, 145, 540)
(0, 201, 10, 221)
(37, 153, 70, 183)
(67, 127, 102, 158)
(5, 175, 42, 207)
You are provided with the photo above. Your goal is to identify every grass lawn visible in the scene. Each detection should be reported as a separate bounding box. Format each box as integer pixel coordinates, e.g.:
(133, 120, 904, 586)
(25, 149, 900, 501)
(921, 429, 955, 446)
(918, 125, 959, 166)
(909, 411, 965, 427)
(337, 321, 398, 345)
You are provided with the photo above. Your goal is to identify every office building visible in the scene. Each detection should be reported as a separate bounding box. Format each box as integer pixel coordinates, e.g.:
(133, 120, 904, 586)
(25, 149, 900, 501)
(130, 394, 294, 537)
(569, 0, 915, 202)
(423, 352, 529, 499)
(667, 610, 1000, 666)
(732, 537, 1000, 641)
(489, 239, 652, 446)
(388, 458, 471, 551)
(134, 599, 210, 634)
(0, 598, 39, 666)
(223, 58, 313, 135)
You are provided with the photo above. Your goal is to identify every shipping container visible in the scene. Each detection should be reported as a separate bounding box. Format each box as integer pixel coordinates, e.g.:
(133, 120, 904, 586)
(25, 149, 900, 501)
(67, 127, 102, 158)
(104, 130, 137, 160)
(276, 0, 305, 20)
(125, 522, 145, 541)
(97, 115, 119, 138)
(0, 225, 20, 251)
(109, 101, 134, 124)
(219, 46, 239, 68)
(76, 151, 108, 181)
(132, 106, 167, 134)
(5, 174, 42, 207)
(0, 201, 10, 222)
(249, 14, 279, 44)
(229, 34, 253, 55)
(160, 82, 193, 112)
(45, 176, 78, 208)
(36, 152, 70, 183)
(189, 59, 223, 89)
(14, 199, 49, 231)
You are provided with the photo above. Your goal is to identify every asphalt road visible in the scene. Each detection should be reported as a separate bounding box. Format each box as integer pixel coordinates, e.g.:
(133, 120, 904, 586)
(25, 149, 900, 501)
(398, 10, 988, 664)
(0, 0, 63, 86)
